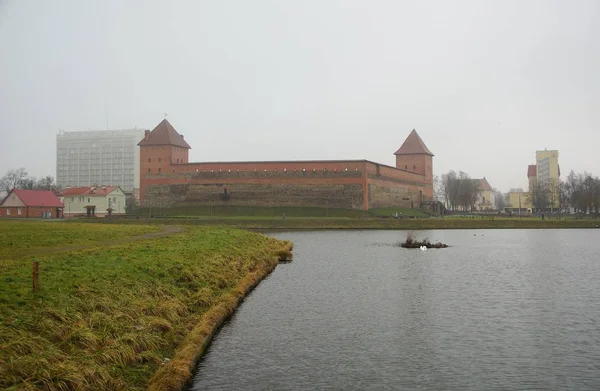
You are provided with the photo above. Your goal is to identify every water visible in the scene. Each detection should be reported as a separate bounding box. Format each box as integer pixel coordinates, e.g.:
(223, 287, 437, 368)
(189, 230, 600, 390)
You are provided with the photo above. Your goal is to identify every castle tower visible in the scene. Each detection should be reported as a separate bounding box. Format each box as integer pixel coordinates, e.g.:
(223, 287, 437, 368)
(394, 129, 434, 185)
(138, 119, 191, 201)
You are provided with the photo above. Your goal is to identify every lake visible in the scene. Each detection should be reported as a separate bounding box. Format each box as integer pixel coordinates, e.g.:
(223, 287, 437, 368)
(189, 229, 600, 390)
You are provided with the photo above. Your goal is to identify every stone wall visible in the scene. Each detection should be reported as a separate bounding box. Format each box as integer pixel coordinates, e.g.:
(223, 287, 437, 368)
(368, 184, 420, 209)
(141, 160, 433, 211)
(145, 182, 364, 209)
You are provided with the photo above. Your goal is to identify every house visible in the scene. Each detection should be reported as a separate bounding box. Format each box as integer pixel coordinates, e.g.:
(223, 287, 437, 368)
(474, 177, 495, 211)
(505, 191, 533, 215)
(59, 186, 127, 217)
(0, 189, 64, 218)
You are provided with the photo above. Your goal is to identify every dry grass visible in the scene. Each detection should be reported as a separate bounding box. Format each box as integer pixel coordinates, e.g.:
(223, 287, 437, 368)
(0, 225, 292, 390)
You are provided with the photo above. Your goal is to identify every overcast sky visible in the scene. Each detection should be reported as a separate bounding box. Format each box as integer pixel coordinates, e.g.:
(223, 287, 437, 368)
(1, 0, 598, 192)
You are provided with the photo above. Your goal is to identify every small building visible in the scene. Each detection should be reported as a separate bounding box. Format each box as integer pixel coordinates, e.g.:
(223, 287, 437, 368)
(0, 189, 64, 218)
(474, 177, 495, 211)
(59, 186, 127, 217)
(505, 191, 533, 215)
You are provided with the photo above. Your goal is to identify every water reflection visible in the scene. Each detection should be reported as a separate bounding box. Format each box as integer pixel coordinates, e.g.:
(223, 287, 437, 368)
(190, 229, 600, 390)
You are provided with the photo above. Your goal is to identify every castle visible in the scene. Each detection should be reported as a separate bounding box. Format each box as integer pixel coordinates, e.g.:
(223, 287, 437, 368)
(138, 119, 434, 211)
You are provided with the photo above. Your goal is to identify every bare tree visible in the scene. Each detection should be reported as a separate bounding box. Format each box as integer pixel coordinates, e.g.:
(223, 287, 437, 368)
(456, 171, 480, 211)
(0, 168, 29, 193)
(441, 170, 458, 210)
(527, 179, 549, 212)
(440, 170, 480, 211)
(432, 175, 442, 202)
(36, 175, 58, 192)
(494, 189, 507, 211)
(21, 177, 36, 190)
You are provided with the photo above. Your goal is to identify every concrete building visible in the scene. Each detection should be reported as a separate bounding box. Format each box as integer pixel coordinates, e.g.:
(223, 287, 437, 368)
(506, 191, 533, 215)
(56, 129, 146, 195)
(59, 186, 127, 217)
(0, 189, 64, 218)
(138, 120, 434, 211)
(530, 149, 560, 209)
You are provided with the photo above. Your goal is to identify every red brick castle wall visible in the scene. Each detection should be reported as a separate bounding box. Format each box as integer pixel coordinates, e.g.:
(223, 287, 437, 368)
(138, 120, 434, 211)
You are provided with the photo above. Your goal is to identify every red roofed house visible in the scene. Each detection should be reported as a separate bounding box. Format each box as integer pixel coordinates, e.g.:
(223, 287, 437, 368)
(0, 189, 64, 218)
(59, 186, 126, 217)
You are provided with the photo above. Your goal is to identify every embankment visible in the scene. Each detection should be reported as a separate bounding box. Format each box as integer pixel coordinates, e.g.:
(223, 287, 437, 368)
(0, 221, 292, 390)
(97, 216, 600, 230)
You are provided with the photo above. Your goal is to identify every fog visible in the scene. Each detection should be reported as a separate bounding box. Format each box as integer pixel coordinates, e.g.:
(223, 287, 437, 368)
(1, 0, 598, 191)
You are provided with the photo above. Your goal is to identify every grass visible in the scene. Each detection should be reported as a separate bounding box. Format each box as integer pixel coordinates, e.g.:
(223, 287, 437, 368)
(95, 215, 600, 230)
(129, 204, 427, 218)
(0, 222, 292, 390)
(0, 221, 160, 259)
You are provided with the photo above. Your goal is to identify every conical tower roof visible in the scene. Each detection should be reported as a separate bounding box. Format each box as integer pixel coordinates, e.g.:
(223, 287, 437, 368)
(138, 119, 191, 149)
(394, 129, 433, 156)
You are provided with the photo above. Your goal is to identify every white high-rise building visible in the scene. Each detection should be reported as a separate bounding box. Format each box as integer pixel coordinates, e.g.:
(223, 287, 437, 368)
(56, 129, 146, 194)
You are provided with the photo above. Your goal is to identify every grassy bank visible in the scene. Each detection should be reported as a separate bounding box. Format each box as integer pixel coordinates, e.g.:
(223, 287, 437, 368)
(99, 216, 600, 230)
(129, 204, 427, 218)
(0, 221, 292, 390)
(0, 221, 160, 259)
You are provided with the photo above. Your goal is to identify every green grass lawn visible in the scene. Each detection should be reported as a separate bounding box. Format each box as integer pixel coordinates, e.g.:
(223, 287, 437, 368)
(130, 204, 428, 218)
(0, 223, 291, 390)
(0, 220, 160, 259)
(107, 215, 600, 230)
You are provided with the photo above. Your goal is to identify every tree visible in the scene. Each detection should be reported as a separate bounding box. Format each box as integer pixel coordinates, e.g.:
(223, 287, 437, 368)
(527, 179, 549, 212)
(432, 175, 442, 202)
(21, 177, 37, 190)
(440, 170, 480, 212)
(494, 189, 507, 211)
(441, 170, 458, 210)
(36, 176, 58, 192)
(0, 168, 28, 193)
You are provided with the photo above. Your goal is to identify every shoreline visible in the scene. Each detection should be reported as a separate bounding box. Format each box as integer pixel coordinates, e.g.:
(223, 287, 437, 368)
(0, 221, 293, 390)
(93, 217, 600, 230)
(147, 242, 293, 391)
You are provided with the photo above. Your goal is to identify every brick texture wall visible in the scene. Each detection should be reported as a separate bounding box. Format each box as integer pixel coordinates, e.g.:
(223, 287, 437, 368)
(139, 146, 434, 210)
(0, 207, 62, 218)
(144, 169, 365, 209)
(367, 184, 421, 209)
(146, 182, 364, 209)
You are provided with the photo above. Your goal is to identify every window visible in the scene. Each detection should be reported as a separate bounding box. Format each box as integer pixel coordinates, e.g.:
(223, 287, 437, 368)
(404, 165, 407, 169)
(158, 158, 162, 163)
(148, 168, 151, 173)
(413, 165, 416, 169)
(148, 158, 151, 163)
(18, 208, 22, 215)
(6, 209, 10, 215)
(88, 198, 90, 203)
(158, 168, 161, 173)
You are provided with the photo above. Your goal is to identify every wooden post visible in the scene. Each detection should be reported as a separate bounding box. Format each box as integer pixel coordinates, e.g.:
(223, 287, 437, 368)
(33, 261, 39, 292)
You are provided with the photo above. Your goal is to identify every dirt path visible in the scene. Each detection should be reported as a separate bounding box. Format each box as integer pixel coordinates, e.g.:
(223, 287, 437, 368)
(16, 225, 185, 258)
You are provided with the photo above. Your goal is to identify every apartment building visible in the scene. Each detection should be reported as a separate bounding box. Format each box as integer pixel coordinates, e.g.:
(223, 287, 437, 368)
(56, 129, 146, 194)
(529, 149, 560, 209)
